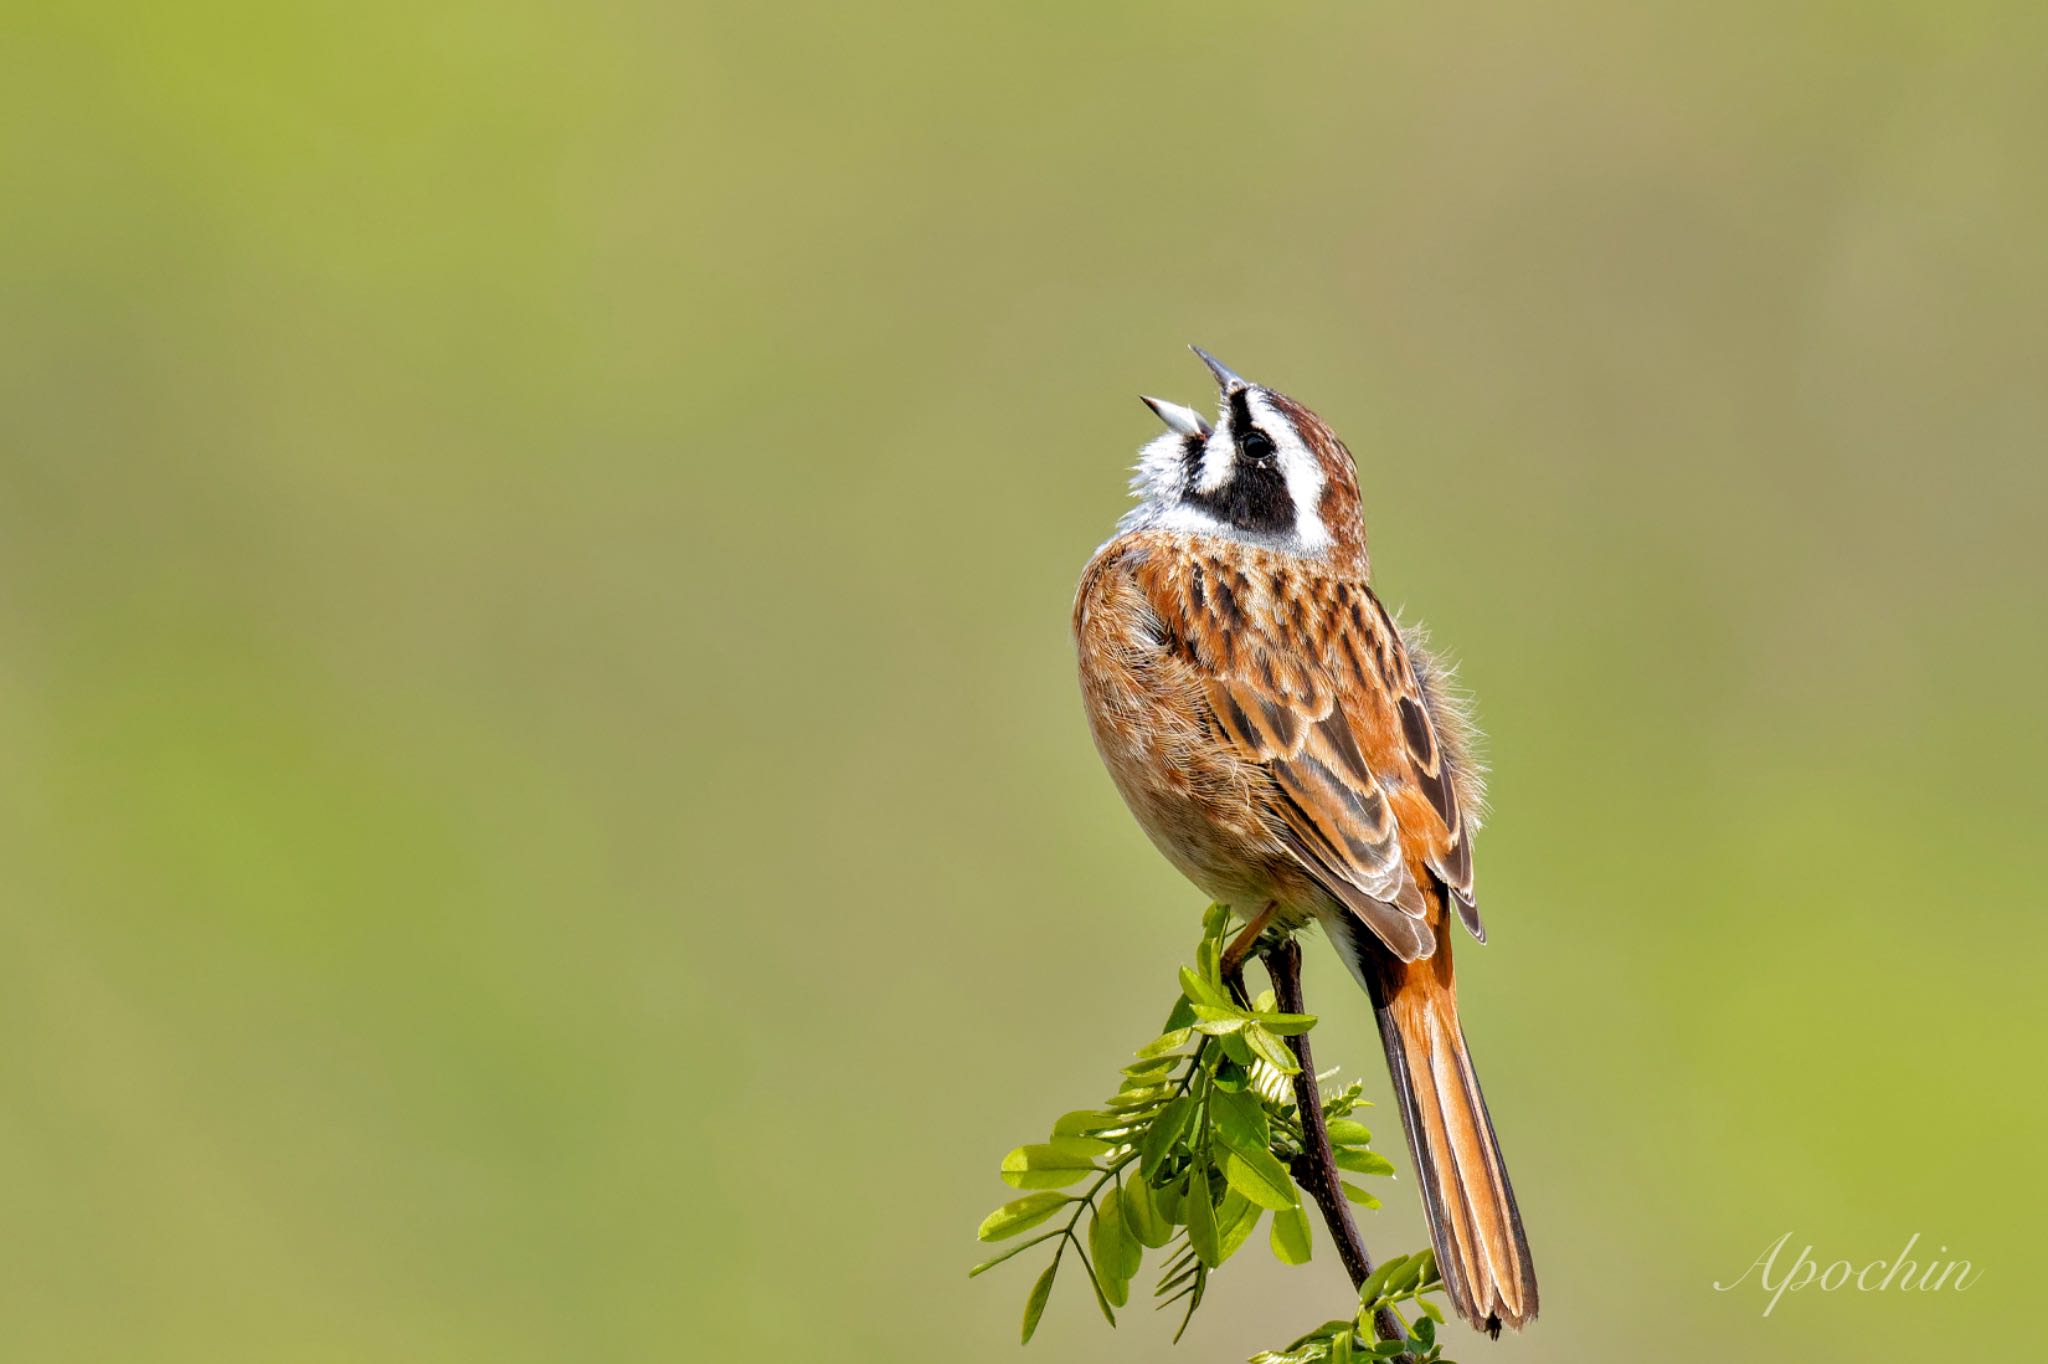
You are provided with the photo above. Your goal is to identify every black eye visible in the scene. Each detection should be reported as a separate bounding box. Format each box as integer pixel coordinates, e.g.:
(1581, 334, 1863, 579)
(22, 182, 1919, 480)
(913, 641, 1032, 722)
(1241, 429, 1276, 462)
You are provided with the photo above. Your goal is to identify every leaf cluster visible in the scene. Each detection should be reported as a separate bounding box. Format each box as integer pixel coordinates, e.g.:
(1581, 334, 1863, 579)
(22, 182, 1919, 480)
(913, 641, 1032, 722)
(1250, 1249, 1457, 1363)
(972, 904, 1401, 1346)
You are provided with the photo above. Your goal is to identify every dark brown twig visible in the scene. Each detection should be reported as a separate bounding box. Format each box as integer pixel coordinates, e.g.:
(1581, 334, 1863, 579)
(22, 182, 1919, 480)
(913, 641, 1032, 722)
(1261, 935, 1410, 1357)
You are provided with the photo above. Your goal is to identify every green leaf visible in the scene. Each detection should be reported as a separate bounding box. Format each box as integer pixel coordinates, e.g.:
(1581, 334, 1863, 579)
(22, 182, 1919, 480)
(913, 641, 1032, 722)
(1108, 1187, 1143, 1276)
(1270, 1201, 1313, 1265)
(1216, 1189, 1262, 1261)
(1417, 1296, 1444, 1325)
(1384, 1252, 1426, 1295)
(1222, 1065, 1263, 1100)
(1053, 1110, 1117, 1139)
(1154, 1250, 1199, 1297)
(1325, 1118, 1373, 1146)
(1184, 1176, 1221, 1267)
(1244, 1023, 1302, 1074)
(1178, 966, 1237, 1011)
(1340, 1180, 1383, 1210)
(1088, 1192, 1132, 1308)
(1358, 1253, 1407, 1309)
(1002, 1143, 1099, 1190)
(978, 1192, 1071, 1242)
(1021, 1260, 1056, 1343)
(1122, 1174, 1171, 1248)
(1252, 1010, 1318, 1036)
(1333, 1147, 1396, 1177)
(1191, 1005, 1250, 1035)
(1162, 994, 1197, 1033)
(1208, 1087, 1270, 1151)
(1257, 1320, 1354, 1361)
(1104, 1086, 1172, 1111)
(1169, 1263, 1208, 1342)
(969, 1228, 1063, 1277)
(1202, 902, 1231, 937)
(1221, 1144, 1300, 1211)
(1152, 1172, 1185, 1224)
(1138, 1097, 1193, 1176)
(1080, 1253, 1118, 1328)
(1050, 1132, 1112, 1156)
(1135, 1028, 1194, 1059)
(1329, 1327, 1354, 1364)
(1369, 1341, 1406, 1358)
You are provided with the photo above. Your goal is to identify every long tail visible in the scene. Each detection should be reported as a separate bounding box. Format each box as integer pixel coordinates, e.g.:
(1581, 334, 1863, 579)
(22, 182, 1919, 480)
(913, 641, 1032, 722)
(1325, 912, 1538, 1335)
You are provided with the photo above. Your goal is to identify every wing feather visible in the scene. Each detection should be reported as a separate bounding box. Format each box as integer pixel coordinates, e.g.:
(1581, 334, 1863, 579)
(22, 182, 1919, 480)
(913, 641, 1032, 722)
(1133, 548, 1490, 955)
(1382, 626, 1485, 941)
(1135, 553, 1441, 961)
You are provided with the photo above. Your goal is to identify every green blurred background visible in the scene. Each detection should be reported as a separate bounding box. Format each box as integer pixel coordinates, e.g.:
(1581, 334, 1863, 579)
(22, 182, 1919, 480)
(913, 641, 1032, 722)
(4, 2, 2045, 1360)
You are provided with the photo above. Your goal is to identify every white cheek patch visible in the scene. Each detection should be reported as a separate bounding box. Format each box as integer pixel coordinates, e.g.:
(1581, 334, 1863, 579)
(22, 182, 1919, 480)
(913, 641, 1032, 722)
(1117, 431, 1198, 537)
(1125, 431, 1189, 506)
(1193, 431, 1234, 494)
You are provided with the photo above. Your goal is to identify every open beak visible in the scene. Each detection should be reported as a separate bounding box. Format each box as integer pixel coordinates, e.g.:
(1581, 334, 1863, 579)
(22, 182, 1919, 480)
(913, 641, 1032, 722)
(1140, 395, 1212, 439)
(1190, 344, 1249, 393)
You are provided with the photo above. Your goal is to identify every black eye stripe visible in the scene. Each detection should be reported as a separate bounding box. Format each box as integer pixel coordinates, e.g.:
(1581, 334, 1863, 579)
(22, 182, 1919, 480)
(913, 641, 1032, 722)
(1227, 388, 1255, 441)
(1226, 390, 1279, 464)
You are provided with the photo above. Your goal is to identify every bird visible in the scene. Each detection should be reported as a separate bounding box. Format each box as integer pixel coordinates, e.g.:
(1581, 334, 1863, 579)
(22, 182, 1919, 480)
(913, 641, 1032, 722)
(1071, 346, 1537, 1336)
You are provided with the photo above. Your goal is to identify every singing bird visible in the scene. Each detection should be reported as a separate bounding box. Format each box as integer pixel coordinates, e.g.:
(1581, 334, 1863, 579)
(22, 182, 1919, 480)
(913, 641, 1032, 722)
(1071, 348, 1536, 1335)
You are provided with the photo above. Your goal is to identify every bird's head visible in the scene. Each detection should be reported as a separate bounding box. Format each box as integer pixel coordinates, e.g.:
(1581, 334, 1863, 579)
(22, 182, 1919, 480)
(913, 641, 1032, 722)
(1121, 347, 1369, 574)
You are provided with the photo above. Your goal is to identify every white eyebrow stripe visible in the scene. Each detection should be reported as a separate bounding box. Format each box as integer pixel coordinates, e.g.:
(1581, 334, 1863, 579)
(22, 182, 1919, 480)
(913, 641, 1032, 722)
(1245, 391, 1331, 552)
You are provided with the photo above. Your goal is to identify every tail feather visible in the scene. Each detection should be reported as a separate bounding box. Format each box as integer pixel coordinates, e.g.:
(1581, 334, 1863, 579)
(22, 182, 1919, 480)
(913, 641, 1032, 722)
(1374, 986, 1537, 1333)
(1323, 909, 1538, 1334)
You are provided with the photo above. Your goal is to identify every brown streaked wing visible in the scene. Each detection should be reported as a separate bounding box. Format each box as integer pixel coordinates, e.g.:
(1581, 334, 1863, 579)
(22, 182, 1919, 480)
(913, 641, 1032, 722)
(1137, 551, 1436, 962)
(1366, 596, 1486, 942)
(1205, 675, 1427, 923)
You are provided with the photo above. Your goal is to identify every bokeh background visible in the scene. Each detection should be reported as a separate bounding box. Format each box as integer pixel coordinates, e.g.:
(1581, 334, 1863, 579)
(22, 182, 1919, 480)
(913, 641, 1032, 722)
(5, 2, 2046, 1360)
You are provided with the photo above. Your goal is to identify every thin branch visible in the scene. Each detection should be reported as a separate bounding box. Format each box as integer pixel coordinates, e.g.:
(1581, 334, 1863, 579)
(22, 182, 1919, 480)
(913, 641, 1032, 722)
(1260, 936, 1411, 1357)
